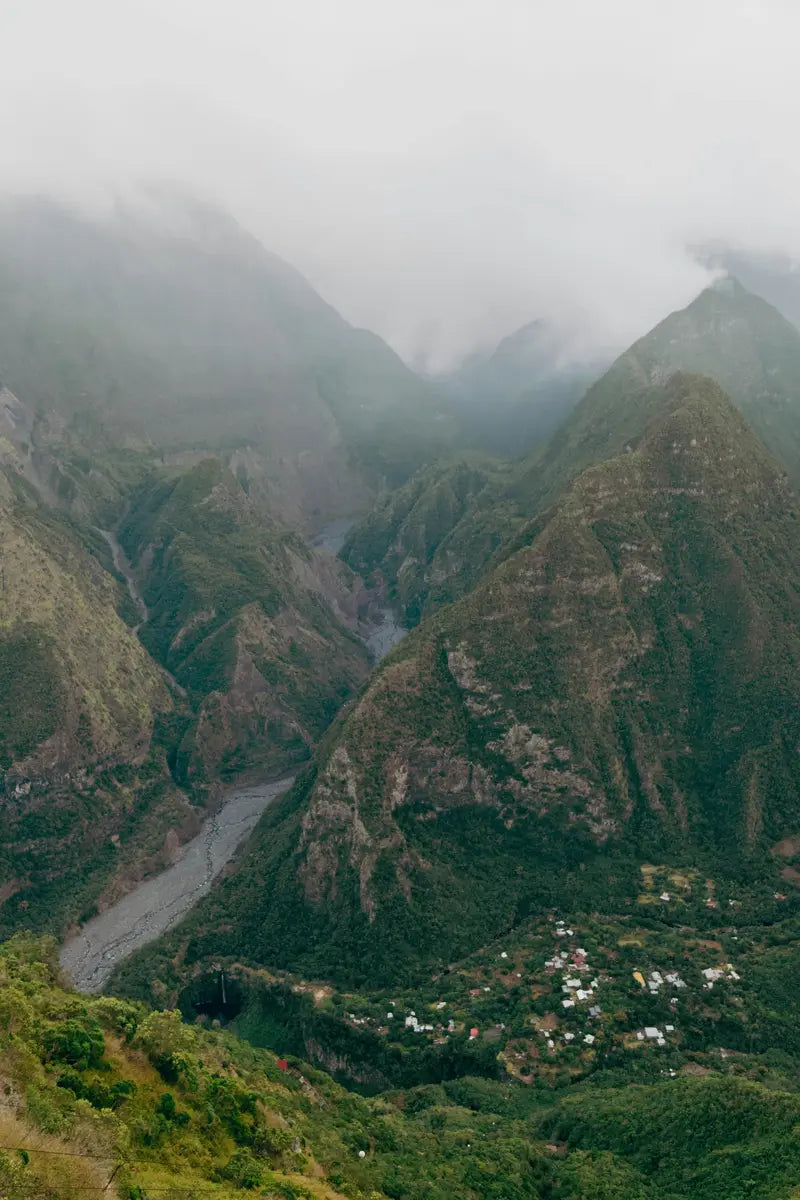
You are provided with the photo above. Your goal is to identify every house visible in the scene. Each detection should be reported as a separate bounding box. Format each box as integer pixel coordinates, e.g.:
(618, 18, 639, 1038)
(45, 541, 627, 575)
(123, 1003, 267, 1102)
(562, 999, 575, 1009)
(469, 1027, 479, 1040)
(583, 1034, 595, 1045)
(644, 1027, 662, 1040)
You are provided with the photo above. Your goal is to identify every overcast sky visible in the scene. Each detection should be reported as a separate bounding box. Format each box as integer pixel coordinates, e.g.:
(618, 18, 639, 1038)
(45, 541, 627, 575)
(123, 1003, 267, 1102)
(1, 0, 799, 368)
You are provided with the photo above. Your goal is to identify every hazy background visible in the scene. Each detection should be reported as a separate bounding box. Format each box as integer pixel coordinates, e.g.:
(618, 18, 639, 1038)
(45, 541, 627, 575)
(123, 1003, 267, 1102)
(1, 0, 798, 368)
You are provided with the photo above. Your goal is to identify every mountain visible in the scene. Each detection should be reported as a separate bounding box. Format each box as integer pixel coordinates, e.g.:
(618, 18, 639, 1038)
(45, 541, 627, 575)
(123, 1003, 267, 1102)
(0, 383, 375, 941)
(694, 240, 800, 330)
(0, 391, 194, 936)
(342, 453, 514, 623)
(118, 374, 800, 987)
(347, 277, 800, 625)
(513, 274, 800, 505)
(117, 456, 371, 784)
(441, 318, 609, 455)
(0, 193, 457, 529)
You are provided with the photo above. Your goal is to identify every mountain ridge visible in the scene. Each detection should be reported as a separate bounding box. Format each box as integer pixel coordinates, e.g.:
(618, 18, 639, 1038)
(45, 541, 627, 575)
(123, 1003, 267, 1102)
(118, 373, 800, 988)
(346, 276, 800, 625)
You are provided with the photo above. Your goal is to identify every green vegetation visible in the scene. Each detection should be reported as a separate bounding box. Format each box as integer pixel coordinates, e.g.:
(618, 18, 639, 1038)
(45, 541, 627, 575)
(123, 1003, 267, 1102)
(347, 277, 800, 623)
(342, 454, 518, 625)
(118, 458, 369, 783)
(0, 453, 194, 940)
(117, 375, 800, 990)
(7, 935, 800, 1198)
(0, 624, 63, 765)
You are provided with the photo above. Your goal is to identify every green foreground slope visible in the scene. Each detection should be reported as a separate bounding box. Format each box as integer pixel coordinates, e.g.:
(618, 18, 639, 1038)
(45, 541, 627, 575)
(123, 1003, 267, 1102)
(6, 934, 800, 1200)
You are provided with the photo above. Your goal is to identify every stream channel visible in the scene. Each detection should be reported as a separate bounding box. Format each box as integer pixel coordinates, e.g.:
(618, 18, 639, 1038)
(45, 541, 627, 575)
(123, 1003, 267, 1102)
(60, 519, 406, 992)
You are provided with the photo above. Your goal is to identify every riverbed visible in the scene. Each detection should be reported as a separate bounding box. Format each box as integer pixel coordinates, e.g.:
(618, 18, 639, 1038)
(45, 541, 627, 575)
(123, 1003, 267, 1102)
(312, 516, 407, 662)
(59, 777, 293, 993)
(60, 518, 405, 993)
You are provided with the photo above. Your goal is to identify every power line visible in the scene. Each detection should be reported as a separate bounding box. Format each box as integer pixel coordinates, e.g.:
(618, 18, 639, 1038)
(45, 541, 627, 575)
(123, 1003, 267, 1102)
(0, 1143, 291, 1195)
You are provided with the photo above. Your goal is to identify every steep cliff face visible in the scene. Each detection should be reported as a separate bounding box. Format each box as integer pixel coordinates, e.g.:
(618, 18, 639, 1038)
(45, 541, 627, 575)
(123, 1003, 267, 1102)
(154, 376, 800, 984)
(118, 457, 371, 783)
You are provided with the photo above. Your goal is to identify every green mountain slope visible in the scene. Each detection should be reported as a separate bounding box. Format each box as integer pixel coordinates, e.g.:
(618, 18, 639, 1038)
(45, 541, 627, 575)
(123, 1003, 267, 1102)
(0, 414, 198, 936)
(342, 453, 515, 623)
(8, 933, 800, 1200)
(514, 274, 800, 506)
(117, 457, 371, 784)
(135, 375, 800, 986)
(348, 278, 800, 624)
(0, 194, 457, 527)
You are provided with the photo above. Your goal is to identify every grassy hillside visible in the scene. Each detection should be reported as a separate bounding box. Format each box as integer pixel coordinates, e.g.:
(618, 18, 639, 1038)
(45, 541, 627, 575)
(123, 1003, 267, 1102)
(118, 458, 371, 783)
(7, 934, 800, 1199)
(124, 375, 800, 987)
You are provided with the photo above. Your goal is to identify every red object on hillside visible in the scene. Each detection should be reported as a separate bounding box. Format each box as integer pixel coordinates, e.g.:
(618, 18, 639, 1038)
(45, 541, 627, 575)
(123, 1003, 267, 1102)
(277, 1058, 288, 1071)
(469, 1027, 479, 1039)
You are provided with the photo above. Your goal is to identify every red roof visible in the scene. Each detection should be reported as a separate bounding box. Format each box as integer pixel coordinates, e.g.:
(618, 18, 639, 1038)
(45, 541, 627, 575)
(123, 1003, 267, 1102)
(276, 1058, 288, 1071)
(469, 1027, 479, 1037)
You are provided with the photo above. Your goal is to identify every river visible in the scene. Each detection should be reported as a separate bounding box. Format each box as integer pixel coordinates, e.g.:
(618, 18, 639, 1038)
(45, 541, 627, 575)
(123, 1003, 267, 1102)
(59, 777, 293, 992)
(97, 528, 148, 634)
(313, 517, 407, 662)
(60, 518, 405, 993)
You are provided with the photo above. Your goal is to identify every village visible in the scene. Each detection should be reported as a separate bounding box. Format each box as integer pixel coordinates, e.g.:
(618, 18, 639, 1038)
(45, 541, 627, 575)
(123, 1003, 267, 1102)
(318, 863, 800, 1089)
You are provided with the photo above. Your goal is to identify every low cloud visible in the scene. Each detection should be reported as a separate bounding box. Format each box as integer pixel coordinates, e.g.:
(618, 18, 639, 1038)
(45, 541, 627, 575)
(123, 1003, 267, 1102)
(1, 0, 798, 368)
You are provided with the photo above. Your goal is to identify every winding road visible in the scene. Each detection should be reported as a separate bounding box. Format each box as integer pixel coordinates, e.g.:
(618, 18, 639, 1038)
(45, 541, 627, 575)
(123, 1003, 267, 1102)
(59, 777, 293, 992)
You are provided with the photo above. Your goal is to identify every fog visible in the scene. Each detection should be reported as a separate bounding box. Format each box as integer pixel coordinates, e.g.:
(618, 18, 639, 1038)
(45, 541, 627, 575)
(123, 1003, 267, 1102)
(2, 0, 800, 368)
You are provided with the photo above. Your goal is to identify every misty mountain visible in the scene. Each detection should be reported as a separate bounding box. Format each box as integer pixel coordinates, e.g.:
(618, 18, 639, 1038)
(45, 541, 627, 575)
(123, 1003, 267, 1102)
(694, 240, 800, 330)
(0, 194, 457, 529)
(347, 276, 800, 624)
(440, 318, 609, 455)
(125, 374, 800, 987)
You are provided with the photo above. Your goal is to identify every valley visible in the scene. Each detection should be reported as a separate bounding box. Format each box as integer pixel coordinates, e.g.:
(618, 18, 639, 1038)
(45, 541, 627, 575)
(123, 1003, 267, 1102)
(59, 775, 295, 993)
(4, 192, 800, 1200)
